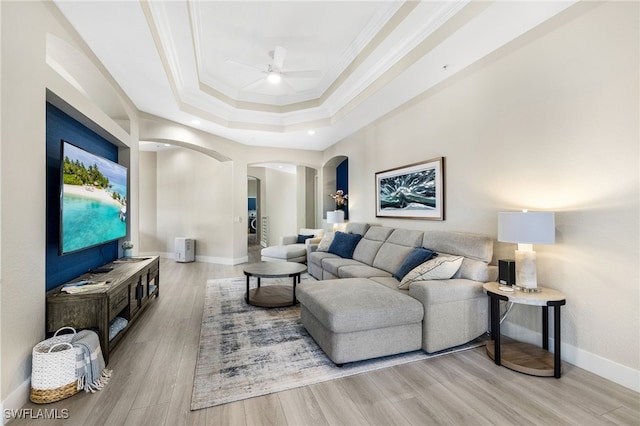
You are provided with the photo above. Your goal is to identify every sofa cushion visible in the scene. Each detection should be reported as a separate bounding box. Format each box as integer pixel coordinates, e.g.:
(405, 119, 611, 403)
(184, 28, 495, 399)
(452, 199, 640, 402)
(309, 250, 336, 264)
(386, 228, 424, 247)
(296, 278, 423, 333)
(328, 232, 362, 259)
(372, 243, 415, 274)
(321, 257, 361, 276)
(261, 244, 307, 261)
(338, 264, 392, 279)
(370, 276, 409, 292)
(422, 230, 493, 263)
(399, 255, 463, 289)
(352, 226, 393, 265)
(393, 248, 437, 281)
(345, 222, 371, 236)
(371, 229, 424, 274)
(352, 238, 384, 265)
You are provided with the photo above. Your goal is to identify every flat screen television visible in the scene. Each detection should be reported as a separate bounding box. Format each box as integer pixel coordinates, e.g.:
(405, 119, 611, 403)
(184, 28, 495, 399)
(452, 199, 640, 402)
(59, 140, 128, 255)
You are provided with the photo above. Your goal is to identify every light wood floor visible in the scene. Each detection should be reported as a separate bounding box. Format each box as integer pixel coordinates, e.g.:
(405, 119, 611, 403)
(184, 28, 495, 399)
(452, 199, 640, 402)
(13, 240, 639, 425)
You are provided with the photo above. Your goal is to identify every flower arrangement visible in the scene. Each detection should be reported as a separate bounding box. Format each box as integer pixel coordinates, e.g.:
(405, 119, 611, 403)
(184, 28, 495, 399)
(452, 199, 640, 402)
(122, 241, 134, 250)
(329, 190, 348, 209)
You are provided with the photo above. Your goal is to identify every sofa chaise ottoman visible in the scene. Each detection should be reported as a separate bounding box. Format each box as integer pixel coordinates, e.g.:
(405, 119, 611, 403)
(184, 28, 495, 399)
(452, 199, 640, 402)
(296, 278, 424, 365)
(260, 228, 324, 263)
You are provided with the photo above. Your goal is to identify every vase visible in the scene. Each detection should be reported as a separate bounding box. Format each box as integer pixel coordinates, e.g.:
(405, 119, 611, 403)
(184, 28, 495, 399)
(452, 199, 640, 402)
(123, 249, 132, 258)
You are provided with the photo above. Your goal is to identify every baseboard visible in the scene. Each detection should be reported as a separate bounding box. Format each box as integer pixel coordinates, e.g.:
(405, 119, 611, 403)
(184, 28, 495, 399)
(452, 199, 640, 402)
(502, 322, 640, 392)
(194, 255, 248, 265)
(147, 252, 248, 266)
(2, 378, 30, 424)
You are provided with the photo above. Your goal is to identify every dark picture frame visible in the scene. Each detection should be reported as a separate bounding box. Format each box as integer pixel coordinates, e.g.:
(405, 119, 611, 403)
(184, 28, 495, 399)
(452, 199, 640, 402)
(375, 157, 445, 220)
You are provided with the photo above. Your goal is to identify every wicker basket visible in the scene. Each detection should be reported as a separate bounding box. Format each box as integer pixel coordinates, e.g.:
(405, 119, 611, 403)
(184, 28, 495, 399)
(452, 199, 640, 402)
(30, 328, 79, 404)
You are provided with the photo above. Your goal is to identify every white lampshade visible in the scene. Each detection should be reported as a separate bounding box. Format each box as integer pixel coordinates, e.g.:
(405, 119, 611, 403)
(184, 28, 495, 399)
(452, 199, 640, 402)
(498, 211, 555, 291)
(327, 210, 344, 224)
(498, 211, 555, 244)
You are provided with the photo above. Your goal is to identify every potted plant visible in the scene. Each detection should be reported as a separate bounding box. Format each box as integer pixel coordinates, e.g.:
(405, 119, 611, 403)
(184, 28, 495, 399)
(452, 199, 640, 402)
(329, 190, 348, 211)
(122, 241, 134, 258)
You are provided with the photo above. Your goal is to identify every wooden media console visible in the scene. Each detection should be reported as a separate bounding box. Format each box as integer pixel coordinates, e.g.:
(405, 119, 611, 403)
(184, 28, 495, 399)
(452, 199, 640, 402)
(46, 256, 160, 364)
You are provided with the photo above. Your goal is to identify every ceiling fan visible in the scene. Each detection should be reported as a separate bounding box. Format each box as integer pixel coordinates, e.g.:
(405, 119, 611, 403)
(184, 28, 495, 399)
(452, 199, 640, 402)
(226, 46, 322, 91)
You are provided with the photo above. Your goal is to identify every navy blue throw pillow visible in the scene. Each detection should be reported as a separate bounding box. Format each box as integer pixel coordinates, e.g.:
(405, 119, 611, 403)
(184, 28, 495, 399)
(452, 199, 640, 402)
(327, 232, 362, 259)
(296, 234, 314, 244)
(393, 248, 438, 281)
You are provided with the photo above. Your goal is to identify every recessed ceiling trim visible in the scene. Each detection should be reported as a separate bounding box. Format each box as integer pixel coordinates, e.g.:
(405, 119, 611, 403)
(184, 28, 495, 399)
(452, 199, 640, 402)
(54, 0, 578, 151)
(144, 0, 475, 131)
(140, 0, 184, 110)
(184, 0, 406, 110)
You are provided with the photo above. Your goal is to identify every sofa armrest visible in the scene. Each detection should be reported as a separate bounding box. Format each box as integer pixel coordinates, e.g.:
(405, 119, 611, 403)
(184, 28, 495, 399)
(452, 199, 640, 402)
(409, 279, 486, 306)
(307, 243, 319, 255)
(487, 265, 498, 282)
(306, 236, 323, 246)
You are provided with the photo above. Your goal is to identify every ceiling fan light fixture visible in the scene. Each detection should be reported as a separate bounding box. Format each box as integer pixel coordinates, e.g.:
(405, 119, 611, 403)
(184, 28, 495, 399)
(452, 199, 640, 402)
(267, 71, 281, 84)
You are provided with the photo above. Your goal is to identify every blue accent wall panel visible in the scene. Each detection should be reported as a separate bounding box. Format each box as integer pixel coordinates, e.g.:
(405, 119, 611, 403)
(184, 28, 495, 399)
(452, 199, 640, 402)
(46, 103, 120, 291)
(336, 159, 349, 220)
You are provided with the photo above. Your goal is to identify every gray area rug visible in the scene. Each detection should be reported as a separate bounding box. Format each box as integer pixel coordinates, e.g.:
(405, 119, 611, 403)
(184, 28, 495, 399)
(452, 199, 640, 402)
(191, 275, 486, 411)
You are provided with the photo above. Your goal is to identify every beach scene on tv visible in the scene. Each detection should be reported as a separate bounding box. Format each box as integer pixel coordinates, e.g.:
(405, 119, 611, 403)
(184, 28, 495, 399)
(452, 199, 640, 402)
(61, 142, 127, 254)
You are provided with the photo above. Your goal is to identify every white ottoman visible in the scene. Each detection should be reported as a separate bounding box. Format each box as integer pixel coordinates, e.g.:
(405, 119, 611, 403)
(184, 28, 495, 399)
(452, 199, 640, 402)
(261, 244, 307, 263)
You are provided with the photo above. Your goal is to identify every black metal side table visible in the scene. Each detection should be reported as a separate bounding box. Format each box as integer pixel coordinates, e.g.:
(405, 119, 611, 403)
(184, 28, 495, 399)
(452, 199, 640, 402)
(243, 261, 307, 307)
(483, 282, 566, 378)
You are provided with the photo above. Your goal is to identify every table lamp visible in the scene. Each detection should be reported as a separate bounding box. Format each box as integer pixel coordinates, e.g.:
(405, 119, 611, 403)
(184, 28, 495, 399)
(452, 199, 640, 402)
(498, 210, 555, 292)
(327, 210, 344, 231)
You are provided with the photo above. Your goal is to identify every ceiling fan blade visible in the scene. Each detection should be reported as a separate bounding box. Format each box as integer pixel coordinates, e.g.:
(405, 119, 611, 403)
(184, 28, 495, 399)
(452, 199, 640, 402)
(281, 70, 322, 79)
(272, 46, 287, 70)
(240, 77, 267, 91)
(281, 78, 297, 93)
(225, 58, 264, 73)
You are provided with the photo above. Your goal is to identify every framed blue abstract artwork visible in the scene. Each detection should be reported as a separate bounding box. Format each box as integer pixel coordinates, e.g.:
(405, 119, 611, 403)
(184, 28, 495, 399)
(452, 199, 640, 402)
(375, 157, 445, 220)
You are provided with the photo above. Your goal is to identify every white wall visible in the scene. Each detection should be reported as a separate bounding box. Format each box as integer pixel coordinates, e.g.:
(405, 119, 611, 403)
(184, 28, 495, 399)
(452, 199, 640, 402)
(0, 0, 139, 412)
(139, 151, 158, 253)
(264, 168, 298, 247)
(138, 116, 322, 263)
(1, 4, 47, 404)
(324, 1, 639, 389)
(154, 148, 235, 262)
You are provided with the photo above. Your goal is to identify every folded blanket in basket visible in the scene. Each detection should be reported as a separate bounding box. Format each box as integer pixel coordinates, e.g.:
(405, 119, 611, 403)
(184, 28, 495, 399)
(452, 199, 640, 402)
(71, 330, 112, 393)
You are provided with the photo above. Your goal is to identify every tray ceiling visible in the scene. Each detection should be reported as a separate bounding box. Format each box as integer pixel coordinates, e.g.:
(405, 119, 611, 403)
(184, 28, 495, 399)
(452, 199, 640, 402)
(52, 1, 576, 151)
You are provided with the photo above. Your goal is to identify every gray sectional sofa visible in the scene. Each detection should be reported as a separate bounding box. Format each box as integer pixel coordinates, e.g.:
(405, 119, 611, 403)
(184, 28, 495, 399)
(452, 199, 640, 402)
(296, 222, 497, 365)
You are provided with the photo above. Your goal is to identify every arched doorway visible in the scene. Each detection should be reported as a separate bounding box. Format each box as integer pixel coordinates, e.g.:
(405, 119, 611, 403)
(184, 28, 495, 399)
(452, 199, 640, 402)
(247, 176, 260, 246)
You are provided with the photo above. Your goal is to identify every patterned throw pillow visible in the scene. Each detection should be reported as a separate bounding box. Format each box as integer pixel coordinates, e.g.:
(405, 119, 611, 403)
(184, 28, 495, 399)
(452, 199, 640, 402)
(317, 232, 335, 252)
(398, 255, 464, 289)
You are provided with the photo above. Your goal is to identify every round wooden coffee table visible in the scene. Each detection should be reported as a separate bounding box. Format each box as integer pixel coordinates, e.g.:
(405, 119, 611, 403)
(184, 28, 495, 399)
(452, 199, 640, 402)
(243, 262, 307, 307)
